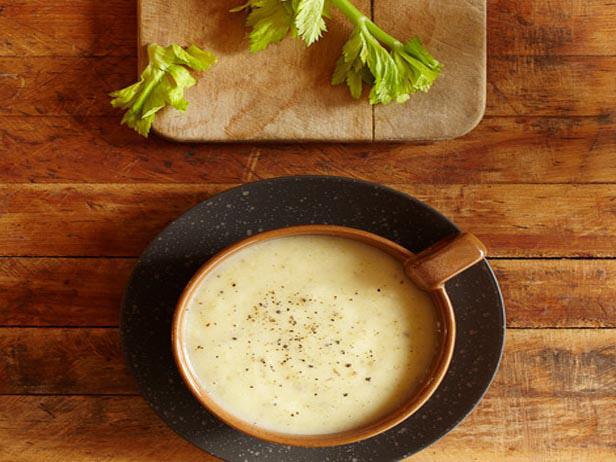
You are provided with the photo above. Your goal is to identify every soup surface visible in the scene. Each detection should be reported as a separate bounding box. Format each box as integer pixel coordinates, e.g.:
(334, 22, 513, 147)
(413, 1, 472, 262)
(180, 235, 441, 435)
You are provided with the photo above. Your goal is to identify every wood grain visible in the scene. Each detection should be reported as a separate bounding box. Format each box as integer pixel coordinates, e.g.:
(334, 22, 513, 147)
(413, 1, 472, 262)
(409, 396, 615, 462)
(414, 184, 616, 258)
(491, 260, 616, 328)
(488, 0, 616, 56)
(0, 117, 253, 184)
(0, 116, 614, 184)
(0, 258, 134, 326)
(486, 56, 616, 117)
(0, 184, 227, 257)
(0, 57, 132, 117)
(490, 330, 616, 398)
(0, 396, 218, 462)
(252, 116, 616, 184)
(0, 1, 135, 57)
(0, 328, 133, 395)
(0, 395, 613, 462)
(2, 258, 614, 328)
(0, 329, 613, 460)
(2, 0, 615, 58)
(1, 328, 613, 396)
(1, 55, 613, 119)
(0, 0, 613, 460)
(1, 184, 614, 257)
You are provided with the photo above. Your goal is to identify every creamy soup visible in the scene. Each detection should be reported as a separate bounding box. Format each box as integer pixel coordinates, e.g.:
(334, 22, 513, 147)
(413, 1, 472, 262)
(179, 235, 441, 435)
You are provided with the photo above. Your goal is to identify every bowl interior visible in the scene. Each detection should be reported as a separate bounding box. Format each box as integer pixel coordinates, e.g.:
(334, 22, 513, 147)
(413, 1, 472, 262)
(172, 225, 456, 447)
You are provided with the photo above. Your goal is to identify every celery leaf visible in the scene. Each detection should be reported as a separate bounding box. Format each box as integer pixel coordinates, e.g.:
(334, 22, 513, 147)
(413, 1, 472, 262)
(109, 43, 216, 137)
(295, 0, 327, 45)
(244, 0, 296, 52)
(332, 28, 367, 99)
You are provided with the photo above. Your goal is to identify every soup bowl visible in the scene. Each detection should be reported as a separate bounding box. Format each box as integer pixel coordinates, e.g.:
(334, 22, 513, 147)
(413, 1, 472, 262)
(172, 225, 486, 447)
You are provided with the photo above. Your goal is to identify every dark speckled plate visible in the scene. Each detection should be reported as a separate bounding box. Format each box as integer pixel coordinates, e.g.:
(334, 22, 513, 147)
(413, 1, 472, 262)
(121, 176, 505, 462)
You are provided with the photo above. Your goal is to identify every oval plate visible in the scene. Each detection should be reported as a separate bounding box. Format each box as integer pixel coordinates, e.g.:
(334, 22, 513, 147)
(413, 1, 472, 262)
(121, 176, 505, 461)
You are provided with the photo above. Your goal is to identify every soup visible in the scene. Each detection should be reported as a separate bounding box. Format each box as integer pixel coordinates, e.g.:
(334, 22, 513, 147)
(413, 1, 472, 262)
(178, 235, 441, 435)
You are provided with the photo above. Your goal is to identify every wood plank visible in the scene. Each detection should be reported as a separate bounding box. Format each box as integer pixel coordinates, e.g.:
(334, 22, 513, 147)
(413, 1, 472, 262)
(0, 382, 613, 460)
(0, 328, 133, 395)
(0, 329, 616, 462)
(1, 0, 613, 58)
(409, 396, 615, 462)
(0, 116, 614, 184)
(0, 1, 135, 58)
(412, 184, 616, 258)
(1, 328, 613, 396)
(486, 56, 616, 117)
(2, 258, 614, 328)
(252, 116, 616, 184)
(0, 396, 218, 462)
(0, 57, 131, 117)
(0, 55, 613, 118)
(0, 258, 134, 326)
(0, 184, 227, 257)
(0, 184, 614, 257)
(0, 117, 253, 184)
(488, 0, 616, 56)
(489, 330, 616, 398)
(491, 260, 616, 328)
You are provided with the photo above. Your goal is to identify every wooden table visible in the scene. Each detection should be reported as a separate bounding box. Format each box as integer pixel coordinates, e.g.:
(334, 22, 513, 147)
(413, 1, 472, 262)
(0, 1, 614, 461)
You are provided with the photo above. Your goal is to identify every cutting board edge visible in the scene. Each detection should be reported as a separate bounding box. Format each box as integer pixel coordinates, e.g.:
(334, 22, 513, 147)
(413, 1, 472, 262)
(149, 125, 375, 143)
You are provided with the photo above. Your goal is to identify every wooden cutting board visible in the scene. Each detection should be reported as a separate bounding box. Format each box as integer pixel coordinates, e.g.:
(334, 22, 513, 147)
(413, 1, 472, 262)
(139, 0, 486, 142)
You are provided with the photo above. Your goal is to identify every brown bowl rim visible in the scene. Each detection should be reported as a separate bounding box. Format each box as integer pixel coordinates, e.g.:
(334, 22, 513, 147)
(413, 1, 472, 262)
(172, 225, 456, 447)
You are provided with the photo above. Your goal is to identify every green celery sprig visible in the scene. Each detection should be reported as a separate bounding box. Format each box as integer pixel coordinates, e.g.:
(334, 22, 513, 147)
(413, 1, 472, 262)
(234, 0, 328, 51)
(235, 0, 441, 104)
(110, 43, 217, 136)
(332, 19, 441, 104)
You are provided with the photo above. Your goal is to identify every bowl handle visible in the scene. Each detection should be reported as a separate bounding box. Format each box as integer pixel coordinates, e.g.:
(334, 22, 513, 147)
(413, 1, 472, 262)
(404, 233, 487, 290)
